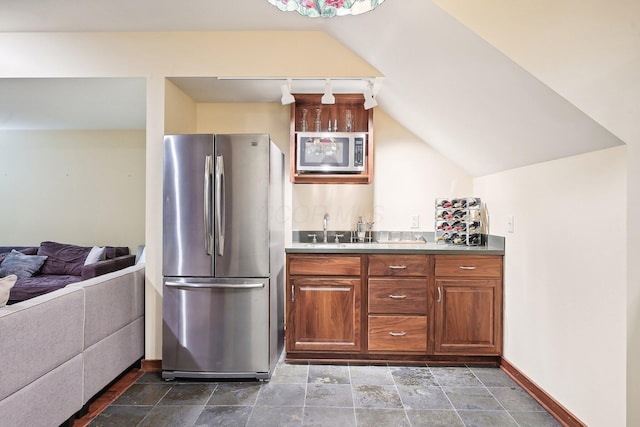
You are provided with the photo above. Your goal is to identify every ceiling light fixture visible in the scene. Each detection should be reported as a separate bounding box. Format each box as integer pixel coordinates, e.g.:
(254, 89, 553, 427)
(267, 0, 385, 18)
(363, 82, 377, 110)
(280, 78, 295, 105)
(321, 79, 335, 104)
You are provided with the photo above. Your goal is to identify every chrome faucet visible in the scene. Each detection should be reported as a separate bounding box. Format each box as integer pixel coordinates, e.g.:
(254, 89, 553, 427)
(323, 213, 330, 243)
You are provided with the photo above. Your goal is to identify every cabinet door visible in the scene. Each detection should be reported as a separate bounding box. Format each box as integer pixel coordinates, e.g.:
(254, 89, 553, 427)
(434, 279, 501, 355)
(287, 278, 361, 353)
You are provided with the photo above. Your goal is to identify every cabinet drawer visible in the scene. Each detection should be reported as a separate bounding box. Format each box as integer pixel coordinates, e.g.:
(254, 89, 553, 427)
(368, 279, 427, 315)
(435, 256, 502, 278)
(368, 255, 428, 277)
(368, 316, 427, 352)
(289, 255, 361, 276)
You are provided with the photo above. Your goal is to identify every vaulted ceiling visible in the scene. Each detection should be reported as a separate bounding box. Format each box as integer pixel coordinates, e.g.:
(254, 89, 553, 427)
(1, 0, 636, 177)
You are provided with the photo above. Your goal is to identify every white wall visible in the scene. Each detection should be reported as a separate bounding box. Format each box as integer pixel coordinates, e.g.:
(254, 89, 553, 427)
(0, 130, 145, 251)
(474, 146, 627, 426)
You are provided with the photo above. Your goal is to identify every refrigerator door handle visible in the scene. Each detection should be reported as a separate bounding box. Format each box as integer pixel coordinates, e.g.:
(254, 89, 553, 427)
(215, 155, 225, 257)
(204, 155, 213, 255)
(165, 281, 265, 289)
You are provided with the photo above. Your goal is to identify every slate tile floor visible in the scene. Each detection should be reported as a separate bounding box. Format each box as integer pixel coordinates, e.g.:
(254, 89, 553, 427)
(89, 357, 562, 427)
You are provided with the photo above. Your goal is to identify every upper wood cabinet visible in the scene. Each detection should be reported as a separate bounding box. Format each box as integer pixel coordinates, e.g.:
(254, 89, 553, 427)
(289, 94, 374, 184)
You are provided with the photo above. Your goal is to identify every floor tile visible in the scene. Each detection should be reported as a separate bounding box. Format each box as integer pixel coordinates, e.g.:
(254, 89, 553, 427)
(390, 366, 438, 387)
(349, 364, 394, 385)
(305, 383, 353, 407)
(490, 386, 545, 412)
(396, 385, 453, 410)
(430, 366, 483, 387)
(206, 382, 261, 406)
(443, 386, 503, 411)
(271, 362, 309, 384)
(469, 367, 518, 388)
(136, 371, 166, 384)
(405, 409, 465, 427)
(112, 383, 173, 406)
(89, 405, 153, 427)
(456, 410, 519, 427)
(194, 405, 253, 426)
(355, 408, 410, 427)
(308, 364, 351, 384)
(158, 383, 217, 405)
(138, 404, 204, 427)
(255, 383, 307, 407)
(509, 411, 563, 427)
(303, 407, 356, 426)
(246, 405, 304, 427)
(352, 384, 403, 409)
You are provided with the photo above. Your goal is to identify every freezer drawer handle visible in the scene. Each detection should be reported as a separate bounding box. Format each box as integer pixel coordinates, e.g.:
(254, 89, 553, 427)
(165, 281, 265, 289)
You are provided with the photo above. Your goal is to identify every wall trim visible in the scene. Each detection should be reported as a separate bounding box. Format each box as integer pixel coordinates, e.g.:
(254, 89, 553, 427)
(141, 359, 162, 372)
(500, 357, 586, 427)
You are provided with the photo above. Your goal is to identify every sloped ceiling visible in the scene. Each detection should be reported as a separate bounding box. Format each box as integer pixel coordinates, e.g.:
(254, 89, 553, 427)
(0, 0, 629, 176)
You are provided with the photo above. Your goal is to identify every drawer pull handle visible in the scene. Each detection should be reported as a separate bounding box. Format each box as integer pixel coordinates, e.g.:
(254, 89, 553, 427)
(388, 265, 408, 270)
(389, 294, 407, 299)
(389, 331, 407, 337)
(459, 266, 477, 270)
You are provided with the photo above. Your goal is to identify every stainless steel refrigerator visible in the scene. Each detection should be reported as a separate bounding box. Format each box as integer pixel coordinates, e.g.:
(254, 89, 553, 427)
(162, 133, 284, 381)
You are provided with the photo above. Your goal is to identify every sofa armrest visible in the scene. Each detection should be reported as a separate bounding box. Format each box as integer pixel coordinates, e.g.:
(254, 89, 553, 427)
(81, 255, 136, 280)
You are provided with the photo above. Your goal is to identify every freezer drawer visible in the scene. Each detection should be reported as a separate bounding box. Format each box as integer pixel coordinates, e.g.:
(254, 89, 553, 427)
(162, 278, 271, 379)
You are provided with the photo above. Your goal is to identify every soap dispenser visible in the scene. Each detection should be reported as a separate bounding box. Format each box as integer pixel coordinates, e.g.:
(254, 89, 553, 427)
(356, 216, 366, 242)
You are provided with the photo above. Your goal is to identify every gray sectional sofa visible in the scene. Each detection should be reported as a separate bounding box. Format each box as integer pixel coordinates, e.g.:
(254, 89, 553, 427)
(0, 263, 145, 427)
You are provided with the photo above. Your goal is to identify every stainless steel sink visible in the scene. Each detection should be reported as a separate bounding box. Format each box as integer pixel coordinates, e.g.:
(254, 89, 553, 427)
(303, 243, 348, 248)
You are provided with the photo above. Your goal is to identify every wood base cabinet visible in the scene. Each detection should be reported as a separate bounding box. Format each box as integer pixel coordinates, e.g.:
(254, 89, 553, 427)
(434, 256, 503, 355)
(286, 255, 362, 353)
(285, 253, 503, 363)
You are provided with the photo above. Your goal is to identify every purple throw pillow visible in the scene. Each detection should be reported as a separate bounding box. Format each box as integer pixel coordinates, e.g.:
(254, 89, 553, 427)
(37, 241, 92, 276)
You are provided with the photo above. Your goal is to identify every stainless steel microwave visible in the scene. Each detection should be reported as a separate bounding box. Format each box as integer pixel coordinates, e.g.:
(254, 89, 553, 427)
(296, 132, 366, 173)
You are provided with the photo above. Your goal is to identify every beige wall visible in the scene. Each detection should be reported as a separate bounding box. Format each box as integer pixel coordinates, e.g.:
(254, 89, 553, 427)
(0, 130, 145, 251)
(373, 110, 472, 231)
(474, 146, 627, 426)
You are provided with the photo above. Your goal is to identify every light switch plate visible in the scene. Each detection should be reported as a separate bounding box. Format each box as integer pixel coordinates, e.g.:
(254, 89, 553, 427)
(411, 215, 419, 229)
(507, 215, 514, 233)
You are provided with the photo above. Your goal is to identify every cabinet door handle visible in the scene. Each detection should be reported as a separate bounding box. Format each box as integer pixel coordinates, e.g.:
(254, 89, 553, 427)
(437, 286, 442, 303)
(389, 294, 407, 299)
(389, 331, 407, 337)
(388, 265, 407, 270)
(459, 266, 477, 270)
(291, 285, 295, 302)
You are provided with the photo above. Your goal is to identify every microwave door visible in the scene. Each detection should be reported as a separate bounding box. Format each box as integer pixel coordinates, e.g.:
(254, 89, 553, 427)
(297, 134, 352, 172)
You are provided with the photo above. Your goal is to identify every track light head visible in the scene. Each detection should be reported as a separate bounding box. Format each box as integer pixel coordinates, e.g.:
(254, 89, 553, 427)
(280, 79, 295, 105)
(363, 84, 377, 110)
(321, 79, 335, 104)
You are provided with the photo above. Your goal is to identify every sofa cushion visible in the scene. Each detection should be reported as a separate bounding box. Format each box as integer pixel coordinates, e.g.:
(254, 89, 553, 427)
(38, 241, 92, 276)
(7, 275, 82, 305)
(0, 275, 17, 307)
(84, 246, 106, 265)
(0, 250, 48, 279)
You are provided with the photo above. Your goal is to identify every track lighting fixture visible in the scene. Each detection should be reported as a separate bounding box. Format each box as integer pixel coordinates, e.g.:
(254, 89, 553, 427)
(363, 82, 377, 110)
(321, 79, 335, 105)
(280, 78, 295, 105)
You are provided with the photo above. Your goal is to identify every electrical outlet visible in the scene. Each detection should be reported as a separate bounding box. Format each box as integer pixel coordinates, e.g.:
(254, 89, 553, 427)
(507, 215, 514, 233)
(411, 215, 420, 229)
